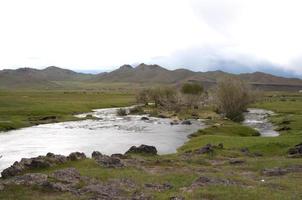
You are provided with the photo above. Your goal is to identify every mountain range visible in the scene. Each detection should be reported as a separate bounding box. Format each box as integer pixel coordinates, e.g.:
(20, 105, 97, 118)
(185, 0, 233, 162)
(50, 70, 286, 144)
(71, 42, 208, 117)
(1, 64, 302, 90)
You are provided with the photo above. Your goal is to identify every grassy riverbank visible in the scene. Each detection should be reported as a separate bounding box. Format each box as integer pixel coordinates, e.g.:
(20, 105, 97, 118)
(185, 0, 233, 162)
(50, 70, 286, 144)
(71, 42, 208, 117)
(0, 90, 135, 132)
(1, 92, 302, 199)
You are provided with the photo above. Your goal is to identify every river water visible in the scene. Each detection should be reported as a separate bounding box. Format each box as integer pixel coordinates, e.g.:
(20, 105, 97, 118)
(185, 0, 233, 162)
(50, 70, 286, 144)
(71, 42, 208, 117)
(0, 107, 203, 173)
(0, 107, 278, 174)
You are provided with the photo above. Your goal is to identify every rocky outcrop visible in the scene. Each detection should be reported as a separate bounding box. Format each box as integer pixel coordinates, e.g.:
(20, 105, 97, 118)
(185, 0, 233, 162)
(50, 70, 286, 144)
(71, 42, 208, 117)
(262, 165, 302, 176)
(92, 151, 124, 168)
(67, 152, 86, 161)
(125, 145, 157, 155)
(1, 152, 86, 178)
(288, 143, 302, 158)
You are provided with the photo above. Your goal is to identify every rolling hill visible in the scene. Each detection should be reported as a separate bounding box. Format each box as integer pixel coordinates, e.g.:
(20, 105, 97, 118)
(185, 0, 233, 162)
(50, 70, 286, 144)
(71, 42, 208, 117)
(1, 64, 302, 90)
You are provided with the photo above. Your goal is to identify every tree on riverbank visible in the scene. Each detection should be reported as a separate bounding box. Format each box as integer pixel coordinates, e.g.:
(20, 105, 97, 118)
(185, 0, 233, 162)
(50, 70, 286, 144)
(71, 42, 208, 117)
(213, 77, 253, 122)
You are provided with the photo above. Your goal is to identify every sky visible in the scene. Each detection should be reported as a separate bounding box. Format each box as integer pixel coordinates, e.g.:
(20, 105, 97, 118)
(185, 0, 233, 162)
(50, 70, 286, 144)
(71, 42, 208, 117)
(0, 0, 302, 77)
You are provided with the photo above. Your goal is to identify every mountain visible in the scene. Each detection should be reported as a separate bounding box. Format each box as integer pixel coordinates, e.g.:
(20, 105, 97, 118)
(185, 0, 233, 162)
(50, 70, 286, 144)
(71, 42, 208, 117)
(0, 66, 92, 89)
(1, 64, 302, 90)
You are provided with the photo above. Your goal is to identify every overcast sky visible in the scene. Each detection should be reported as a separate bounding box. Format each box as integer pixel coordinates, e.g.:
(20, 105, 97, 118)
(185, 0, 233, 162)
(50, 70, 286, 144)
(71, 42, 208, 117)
(0, 0, 302, 77)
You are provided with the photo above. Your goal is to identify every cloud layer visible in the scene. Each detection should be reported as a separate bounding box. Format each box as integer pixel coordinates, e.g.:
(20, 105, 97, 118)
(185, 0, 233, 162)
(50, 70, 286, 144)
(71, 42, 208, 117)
(0, 0, 301, 77)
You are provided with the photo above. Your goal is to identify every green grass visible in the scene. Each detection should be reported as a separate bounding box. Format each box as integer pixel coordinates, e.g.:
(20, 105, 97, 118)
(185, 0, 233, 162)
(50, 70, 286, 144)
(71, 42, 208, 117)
(0, 90, 135, 131)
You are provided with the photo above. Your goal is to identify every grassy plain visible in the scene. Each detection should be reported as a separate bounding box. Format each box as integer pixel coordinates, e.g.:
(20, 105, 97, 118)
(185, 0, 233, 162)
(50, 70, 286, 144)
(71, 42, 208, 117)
(1, 91, 302, 199)
(0, 90, 135, 131)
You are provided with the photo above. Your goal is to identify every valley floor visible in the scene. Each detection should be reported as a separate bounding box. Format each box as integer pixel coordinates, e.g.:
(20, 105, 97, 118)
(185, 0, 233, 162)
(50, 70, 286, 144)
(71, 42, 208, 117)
(1, 92, 302, 199)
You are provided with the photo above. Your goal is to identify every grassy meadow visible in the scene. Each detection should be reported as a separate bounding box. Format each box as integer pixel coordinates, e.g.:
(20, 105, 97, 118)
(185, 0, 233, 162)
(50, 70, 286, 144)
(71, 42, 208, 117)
(0, 91, 302, 199)
(0, 90, 135, 131)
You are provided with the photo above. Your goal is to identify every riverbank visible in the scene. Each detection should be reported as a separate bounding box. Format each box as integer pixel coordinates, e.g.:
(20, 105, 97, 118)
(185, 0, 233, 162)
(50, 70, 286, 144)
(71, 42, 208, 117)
(1, 92, 302, 199)
(0, 90, 135, 132)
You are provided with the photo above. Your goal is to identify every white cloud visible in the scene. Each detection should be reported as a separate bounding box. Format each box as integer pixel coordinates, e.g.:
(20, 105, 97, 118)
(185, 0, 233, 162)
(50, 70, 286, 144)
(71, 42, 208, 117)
(0, 0, 301, 76)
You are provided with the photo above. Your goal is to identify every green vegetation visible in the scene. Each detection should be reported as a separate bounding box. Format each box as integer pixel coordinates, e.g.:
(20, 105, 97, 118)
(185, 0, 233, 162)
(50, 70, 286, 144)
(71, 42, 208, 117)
(1, 91, 302, 199)
(0, 90, 135, 131)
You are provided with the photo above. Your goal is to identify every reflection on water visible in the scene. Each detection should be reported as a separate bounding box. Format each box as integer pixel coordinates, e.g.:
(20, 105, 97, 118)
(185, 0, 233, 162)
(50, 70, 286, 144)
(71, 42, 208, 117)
(0, 107, 204, 173)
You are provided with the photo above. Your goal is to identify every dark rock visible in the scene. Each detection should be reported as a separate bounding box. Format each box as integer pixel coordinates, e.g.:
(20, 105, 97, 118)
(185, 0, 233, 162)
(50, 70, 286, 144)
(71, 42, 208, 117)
(275, 126, 291, 131)
(145, 183, 173, 191)
(262, 168, 288, 176)
(68, 152, 86, 161)
(158, 114, 168, 118)
(181, 120, 192, 125)
(1, 153, 68, 178)
(229, 159, 245, 165)
(92, 151, 103, 159)
(190, 176, 235, 188)
(42, 181, 70, 192)
(240, 147, 249, 153)
(141, 117, 149, 121)
(50, 168, 81, 184)
(92, 151, 124, 168)
(111, 153, 128, 159)
(288, 143, 302, 158)
(39, 116, 57, 121)
(125, 145, 157, 155)
(170, 120, 180, 125)
(195, 144, 213, 154)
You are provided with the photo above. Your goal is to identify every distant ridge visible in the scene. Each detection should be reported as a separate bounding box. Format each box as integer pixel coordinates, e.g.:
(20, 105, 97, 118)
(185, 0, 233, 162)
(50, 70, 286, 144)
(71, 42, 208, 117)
(1, 64, 302, 90)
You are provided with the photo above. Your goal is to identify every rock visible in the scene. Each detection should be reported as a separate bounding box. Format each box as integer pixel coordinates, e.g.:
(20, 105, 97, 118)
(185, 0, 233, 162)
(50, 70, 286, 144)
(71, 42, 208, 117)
(39, 116, 57, 121)
(14, 173, 48, 186)
(181, 120, 192, 125)
(125, 145, 157, 155)
(158, 114, 168, 118)
(195, 144, 213, 154)
(111, 153, 128, 159)
(145, 183, 173, 191)
(141, 117, 149, 121)
(50, 168, 81, 184)
(1, 153, 68, 178)
(42, 181, 70, 192)
(275, 126, 291, 131)
(170, 120, 180, 125)
(262, 168, 288, 176)
(92, 151, 103, 159)
(288, 143, 302, 158)
(190, 176, 235, 188)
(68, 152, 86, 161)
(0, 184, 4, 191)
(80, 184, 121, 199)
(92, 151, 124, 168)
(229, 159, 245, 165)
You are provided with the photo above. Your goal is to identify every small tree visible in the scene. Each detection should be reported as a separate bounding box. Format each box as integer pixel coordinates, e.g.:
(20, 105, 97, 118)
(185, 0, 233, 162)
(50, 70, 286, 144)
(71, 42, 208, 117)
(214, 77, 253, 122)
(181, 83, 204, 108)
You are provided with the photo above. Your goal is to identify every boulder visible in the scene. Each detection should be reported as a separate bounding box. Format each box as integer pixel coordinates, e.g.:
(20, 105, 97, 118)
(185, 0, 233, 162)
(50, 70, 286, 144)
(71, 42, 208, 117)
(181, 120, 192, 125)
(195, 144, 213, 154)
(3, 173, 48, 186)
(145, 183, 173, 191)
(170, 120, 180, 125)
(141, 117, 149, 121)
(68, 152, 86, 161)
(92, 151, 124, 168)
(262, 168, 288, 176)
(1, 153, 68, 178)
(125, 145, 157, 155)
(288, 143, 302, 158)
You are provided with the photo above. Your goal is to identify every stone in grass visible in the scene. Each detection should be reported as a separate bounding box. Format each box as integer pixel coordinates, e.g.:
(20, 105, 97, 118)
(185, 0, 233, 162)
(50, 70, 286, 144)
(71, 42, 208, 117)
(288, 143, 302, 158)
(125, 145, 157, 155)
(229, 159, 245, 165)
(92, 151, 124, 168)
(67, 152, 86, 161)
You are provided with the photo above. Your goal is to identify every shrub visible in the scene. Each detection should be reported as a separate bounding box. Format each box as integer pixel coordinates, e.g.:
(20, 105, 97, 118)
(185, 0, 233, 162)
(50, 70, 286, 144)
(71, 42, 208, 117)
(181, 83, 204, 108)
(213, 77, 253, 122)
